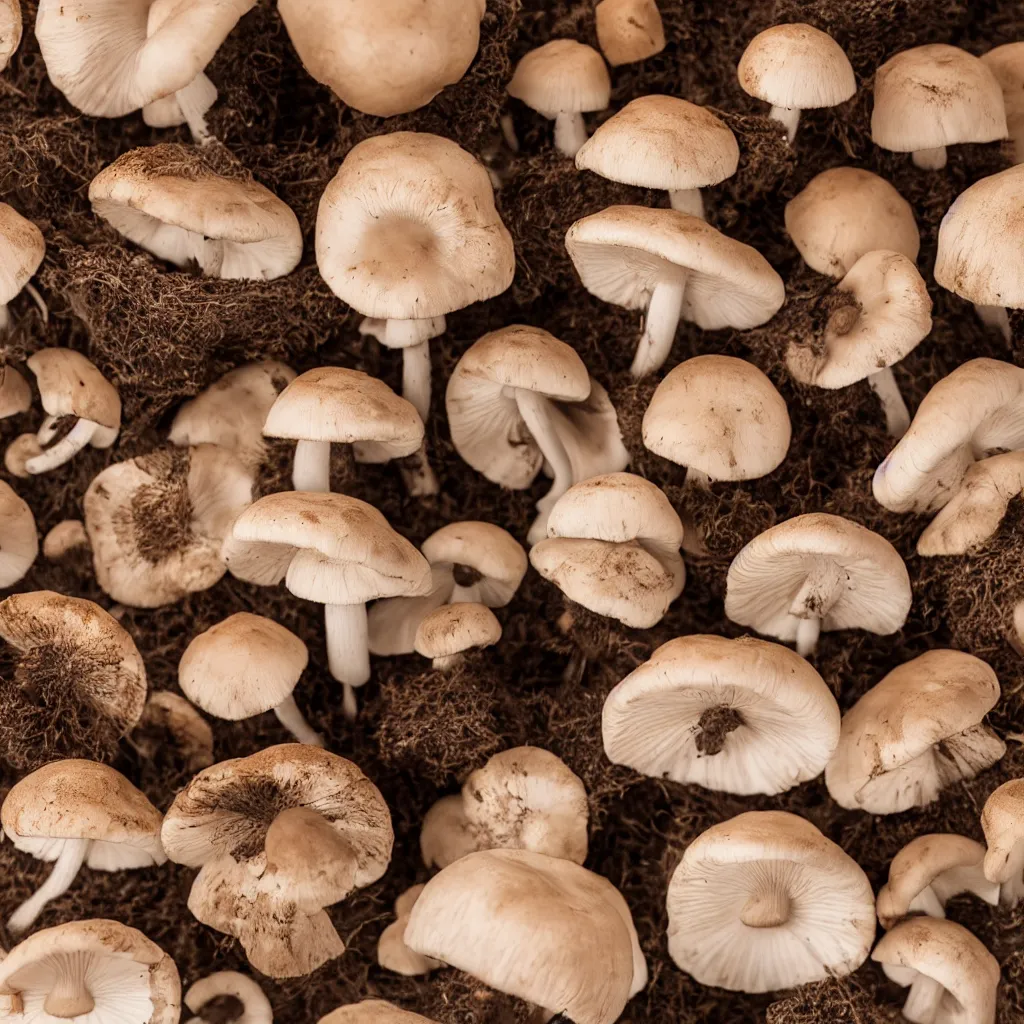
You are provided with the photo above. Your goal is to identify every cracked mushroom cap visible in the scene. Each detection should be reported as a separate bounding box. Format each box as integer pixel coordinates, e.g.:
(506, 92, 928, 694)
(0, 364, 31, 419)
(0, 919, 180, 1024)
(90, 145, 302, 281)
(405, 848, 647, 1024)
(725, 513, 912, 645)
(642, 355, 791, 480)
(603, 635, 840, 796)
(0, 0, 22, 71)
(414, 603, 500, 661)
(507, 40, 611, 117)
(784, 167, 920, 277)
(825, 650, 1005, 815)
(27, 348, 121, 435)
(320, 1001, 439, 1024)
(872, 358, 1024, 513)
(666, 810, 875, 993)
(566, 205, 785, 329)
(0, 204, 44, 307)
(0, 480, 37, 587)
(980, 778, 1024, 893)
(529, 472, 685, 629)
(594, 0, 665, 66)
(184, 972, 272, 1024)
(316, 132, 514, 321)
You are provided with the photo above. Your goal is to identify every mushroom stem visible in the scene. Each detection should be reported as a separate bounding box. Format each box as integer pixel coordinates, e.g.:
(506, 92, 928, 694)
(553, 111, 589, 157)
(906, 884, 947, 919)
(43, 959, 96, 1019)
(795, 616, 821, 657)
(0, 303, 8, 330)
(515, 388, 574, 545)
(324, 602, 370, 721)
(996, 843, 1024, 905)
(36, 414, 60, 445)
(769, 105, 801, 143)
(401, 341, 432, 423)
(23, 282, 48, 324)
(399, 444, 440, 497)
(292, 439, 331, 492)
(175, 74, 217, 145)
(901, 973, 945, 1024)
(912, 146, 947, 170)
(25, 418, 98, 474)
(9, 837, 90, 935)
(273, 695, 324, 746)
(974, 303, 1011, 343)
(631, 277, 686, 378)
(683, 467, 711, 490)
(867, 367, 911, 438)
(668, 188, 705, 219)
(433, 653, 461, 672)
(740, 885, 791, 927)
(501, 113, 520, 153)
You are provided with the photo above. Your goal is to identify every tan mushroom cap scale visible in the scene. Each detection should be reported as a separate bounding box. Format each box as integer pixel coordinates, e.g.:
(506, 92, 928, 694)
(0, 203, 44, 309)
(320, 1001, 440, 1024)
(0, 479, 37, 588)
(414, 602, 500, 663)
(595, 0, 665, 67)
(981, 778, 1024, 903)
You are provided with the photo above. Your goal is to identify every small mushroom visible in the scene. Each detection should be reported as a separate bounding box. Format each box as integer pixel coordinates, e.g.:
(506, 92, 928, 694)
(594, 0, 665, 67)
(377, 886, 442, 977)
(2, 759, 165, 934)
(414, 603, 501, 672)
(0, 364, 31, 420)
(666, 810, 875, 993)
(320, 1002, 439, 1024)
(42, 519, 88, 563)
(825, 650, 1005, 815)
(0, 0, 22, 71)
(0, 204, 45, 329)
(4, 433, 41, 478)
(184, 972, 272, 1024)
(135, 691, 215, 773)
(982, 43, 1024, 164)
(981, 778, 1024, 904)
(0, 480, 37, 587)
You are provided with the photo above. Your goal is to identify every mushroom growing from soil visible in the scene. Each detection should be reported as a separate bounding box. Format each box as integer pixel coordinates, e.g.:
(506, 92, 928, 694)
(666, 810, 875, 993)
(737, 24, 856, 143)
(446, 325, 629, 544)
(724, 512, 912, 657)
(0, 0, 21, 71)
(982, 43, 1024, 164)
(825, 650, 1005, 815)
(135, 691, 214, 774)
(0, 363, 31, 419)
(602, 634, 840, 795)
(595, 0, 665, 66)
(0, 204, 45, 330)
(0, 480, 37, 587)
(566, 206, 785, 378)
(378, 886, 442, 977)
(414, 602, 501, 672)
(405, 848, 647, 1024)
(161, 744, 394, 978)
(2, 759, 165, 934)
(41, 519, 88, 564)
(320, 1002, 439, 1024)
(981, 777, 1024, 904)
(184, 972, 272, 1024)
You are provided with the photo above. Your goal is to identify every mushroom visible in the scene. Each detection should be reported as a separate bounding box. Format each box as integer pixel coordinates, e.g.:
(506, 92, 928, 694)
(42, 519, 88, 563)
(179, 612, 322, 746)
(135, 691, 215, 773)
(378, 886, 442, 977)
(414, 603, 501, 672)
(0, 480, 37, 587)
(446, 325, 629, 544)
(982, 43, 1024, 164)
(0, 203, 45, 329)
(529, 472, 685, 628)
(0, 0, 22, 71)
(725, 513, 912, 656)
(3, 759, 165, 934)
(507, 40, 611, 157)
(872, 358, 1024, 514)
(602, 634, 840, 795)
(36, 0, 255, 142)
(665, 810, 875, 993)
(565, 206, 785, 378)
(229, 491, 432, 719)
(0, 364, 31, 419)
(785, 250, 933, 437)
(320, 1002, 439, 1024)
(825, 650, 1005, 815)
(594, 0, 665, 66)
(0, 919, 180, 1024)
(89, 145, 303, 280)
(0, 591, 147, 771)
(981, 778, 1024, 904)
(876, 834, 999, 929)
(575, 96, 738, 217)
(261, 367, 424, 494)
(871, 916, 999, 1024)
(4, 434, 41, 478)
(277, 0, 485, 117)
(737, 24, 856, 142)
(872, 45, 1007, 170)
(405, 848, 647, 1024)
(22, 348, 121, 474)
(84, 444, 254, 608)
(784, 167, 920, 277)
(184, 972, 272, 1024)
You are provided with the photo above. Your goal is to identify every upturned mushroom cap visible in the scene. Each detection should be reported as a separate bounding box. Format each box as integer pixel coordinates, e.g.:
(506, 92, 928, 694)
(0, 480, 37, 587)
(278, 0, 484, 117)
(316, 132, 514, 321)
(666, 810, 875, 993)
(981, 778, 1024, 891)
(0, 0, 22, 71)
(184, 972, 272, 1024)
(982, 43, 1024, 162)
(89, 145, 302, 281)
(873, 358, 1024, 513)
(737, 24, 855, 110)
(871, 917, 999, 1024)
(507, 40, 611, 117)
(27, 348, 121, 432)
(594, 0, 665, 66)
(725, 513, 912, 644)
(784, 167, 920, 277)
(0, 203, 44, 306)
(872, 45, 1007, 154)
(576, 96, 739, 191)
(825, 650, 1005, 815)
(320, 1001, 439, 1024)
(414, 603, 500, 661)
(405, 848, 647, 1024)
(0, 364, 31, 419)
(566, 205, 785, 329)
(603, 635, 840, 795)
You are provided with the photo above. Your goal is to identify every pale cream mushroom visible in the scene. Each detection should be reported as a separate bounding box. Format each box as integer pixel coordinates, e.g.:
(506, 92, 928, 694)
(872, 45, 1007, 169)
(320, 1002, 439, 1024)
(603, 634, 840, 795)
(595, 0, 665, 66)
(576, 96, 739, 218)
(0, 364, 31, 419)
(0, 0, 22, 71)
(90, 145, 302, 280)
(981, 778, 1024, 904)
(42, 519, 88, 563)
(725, 512, 912, 656)
(135, 691, 214, 773)
(0, 919, 180, 1024)
(378, 886, 442, 977)
(871, 916, 999, 1024)
(825, 650, 1005, 815)
(0, 480, 37, 587)
(446, 325, 629, 545)
(405, 849, 647, 1024)
(982, 43, 1024, 164)
(2, 759, 165, 934)
(876, 834, 999, 929)
(4, 433, 41, 478)
(529, 472, 685, 628)
(786, 249, 932, 436)
(737, 24, 856, 142)
(666, 810, 874, 993)
(414, 602, 501, 671)
(0, 203, 45, 329)
(179, 612, 322, 746)
(184, 972, 272, 1024)
(566, 206, 785, 377)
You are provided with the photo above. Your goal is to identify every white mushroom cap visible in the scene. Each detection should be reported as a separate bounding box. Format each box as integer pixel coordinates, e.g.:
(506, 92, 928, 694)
(784, 167, 920, 277)
(603, 634, 840, 795)
(0, 480, 36, 587)
(89, 145, 303, 281)
(42, 519, 88, 562)
(320, 1001, 439, 1024)
(873, 358, 1024, 513)
(185, 972, 272, 1024)
(0, 203, 44, 308)
(405, 848, 647, 1024)
(0, 364, 31, 419)
(0, 0, 22, 71)
(666, 810, 875, 993)
(594, 0, 665, 66)
(982, 43, 1024, 163)
(508, 40, 611, 117)
(377, 886, 442, 977)
(876, 834, 999, 929)
(414, 602, 501, 664)
(871, 916, 999, 1024)
(982, 778, 1024, 904)
(419, 794, 480, 869)
(825, 650, 1005, 815)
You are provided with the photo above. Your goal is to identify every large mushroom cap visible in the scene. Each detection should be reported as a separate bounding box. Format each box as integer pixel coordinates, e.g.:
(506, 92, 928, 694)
(27, 348, 121, 431)
(666, 810, 875, 993)
(507, 40, 611, 116)
(0, 0, 22, 71)
(0, 480, 37, 588)
(0, 203, 44, 306)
